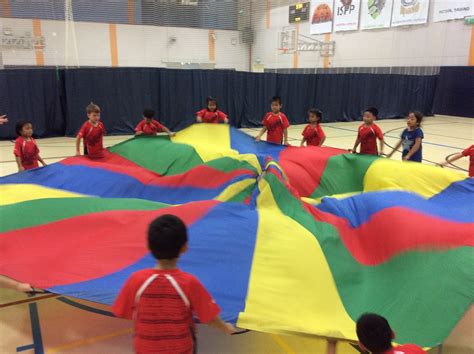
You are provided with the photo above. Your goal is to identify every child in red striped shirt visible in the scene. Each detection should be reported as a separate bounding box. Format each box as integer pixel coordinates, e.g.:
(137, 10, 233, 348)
(135, 109, 175, 137)
(113, 215, 236, 354)
(14, 121, 46, 172)
(196, 97, 229, 124)
(76, 102, 106, 159)
(351, 107, 384, 156)
(255, 96, 290, 145)
(300, 109, 326, 147)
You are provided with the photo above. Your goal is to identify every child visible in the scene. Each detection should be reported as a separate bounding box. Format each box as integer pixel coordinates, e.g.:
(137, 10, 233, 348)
(300, 109, 326, 147)
(0, 274, 33, 293)
(196, 97, 229, 124)
(14, 121, 46, 172)
(113, 214, 236, 354)
(255, 96, 290, 145)
(0, 114, 8, 124)
(76, 102, 106, 159)
(387, 111, 424, 162)
(357, 313, 425, 353)
(351, 107, 384, 155)
(135, 109, 176, 137)
(440, 145, 474, 177)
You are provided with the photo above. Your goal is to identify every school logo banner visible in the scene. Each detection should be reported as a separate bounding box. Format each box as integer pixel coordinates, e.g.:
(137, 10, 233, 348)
(391, 0, 430, 27)
(310, 0, 335, 34)
(334, 0, 361, 31)
(360, 0, 394, 30)
(432, 0, 474, 22)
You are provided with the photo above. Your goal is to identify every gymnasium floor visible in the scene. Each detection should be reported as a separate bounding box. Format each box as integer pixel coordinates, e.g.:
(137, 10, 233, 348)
(0, 116, 472, 354)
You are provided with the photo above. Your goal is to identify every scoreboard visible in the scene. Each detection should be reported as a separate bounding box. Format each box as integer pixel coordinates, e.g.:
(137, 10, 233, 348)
(289, 2, 310, 23)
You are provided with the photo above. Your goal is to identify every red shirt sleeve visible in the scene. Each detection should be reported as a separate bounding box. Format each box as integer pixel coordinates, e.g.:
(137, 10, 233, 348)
(262, 113, 270, 127)
(153, 120, 165, 132)
(462, 145, 473, 156)
(112, 273, 141, 320)
(13, 138, 23, 158)
(188, 276, 221, 324)
(357, 125, 362, 139)
(100, 122, 106, 135)
(217, 111, 228, 122)
(317, 125, 326, 139)
(135, 120, 145, 132)
(196, 109, 206, 118)
(77, 122, 87, 137)
(375, 125, 383, 139)
(281, 114, 290, 129)
(302, 125, 309, 137)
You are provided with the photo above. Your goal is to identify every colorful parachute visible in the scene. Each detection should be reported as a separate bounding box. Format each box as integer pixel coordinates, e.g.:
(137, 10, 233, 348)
(1, 124, 472, 348)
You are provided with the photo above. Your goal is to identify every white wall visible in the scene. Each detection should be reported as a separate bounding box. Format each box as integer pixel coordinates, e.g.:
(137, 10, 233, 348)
(252, 4, 472, 69)
(0, 18, 249, 71)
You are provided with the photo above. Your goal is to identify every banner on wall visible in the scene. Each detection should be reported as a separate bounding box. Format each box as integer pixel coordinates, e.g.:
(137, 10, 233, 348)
(310, 0, 334, 34)
(432, 0, 474, 22)
(333, 0, 361, 31)
(360, 0, 394, 30)
(391, 0, 430, 27)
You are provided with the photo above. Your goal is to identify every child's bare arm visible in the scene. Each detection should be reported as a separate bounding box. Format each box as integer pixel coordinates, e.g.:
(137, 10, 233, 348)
(379, 138, 385, 155)
(387, 140, 402, 158)
(162, 126, 176, 137)
(75, 135, 82, 156)
(38, 155, 47, 166)
(440, 152, 463, 167)
(255, 127, 267, 141)
(207, 316, 237, 335)
(283, 129, 289, 145)
(196, 115, 203, 123)
(351, 138, 360, 153)
(0, 275, 33, 293)
(403, 138, 422, 161)
(300, 137, 306, 146)
(15, 156, 24, 172)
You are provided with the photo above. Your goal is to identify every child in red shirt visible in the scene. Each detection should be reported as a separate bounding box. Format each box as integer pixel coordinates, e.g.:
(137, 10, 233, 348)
(440, 145, 474, 177)
(300, 109, 326, 147)
(135, 109, 176, 137)
(255, 96, 290, 145)
(196, 97, 229, 124)
(76, 102, 106, 159)
(113, 214, 236, 354)
(357, 313, 425, 354)
(351, 107, 384, 155)
(14, 121, 46, 172)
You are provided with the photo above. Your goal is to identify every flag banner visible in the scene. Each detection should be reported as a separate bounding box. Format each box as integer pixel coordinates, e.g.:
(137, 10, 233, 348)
(360, 0, 394, 30)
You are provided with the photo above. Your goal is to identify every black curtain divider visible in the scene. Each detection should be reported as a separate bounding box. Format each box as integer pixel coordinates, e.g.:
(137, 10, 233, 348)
(434, 67, 474, 118)
(0, 69, 64, 139)
(0, 67, 450, 139)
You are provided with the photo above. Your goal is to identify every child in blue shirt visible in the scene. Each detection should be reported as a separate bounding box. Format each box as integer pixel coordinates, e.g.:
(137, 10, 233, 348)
(388, 111, 424, 162)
